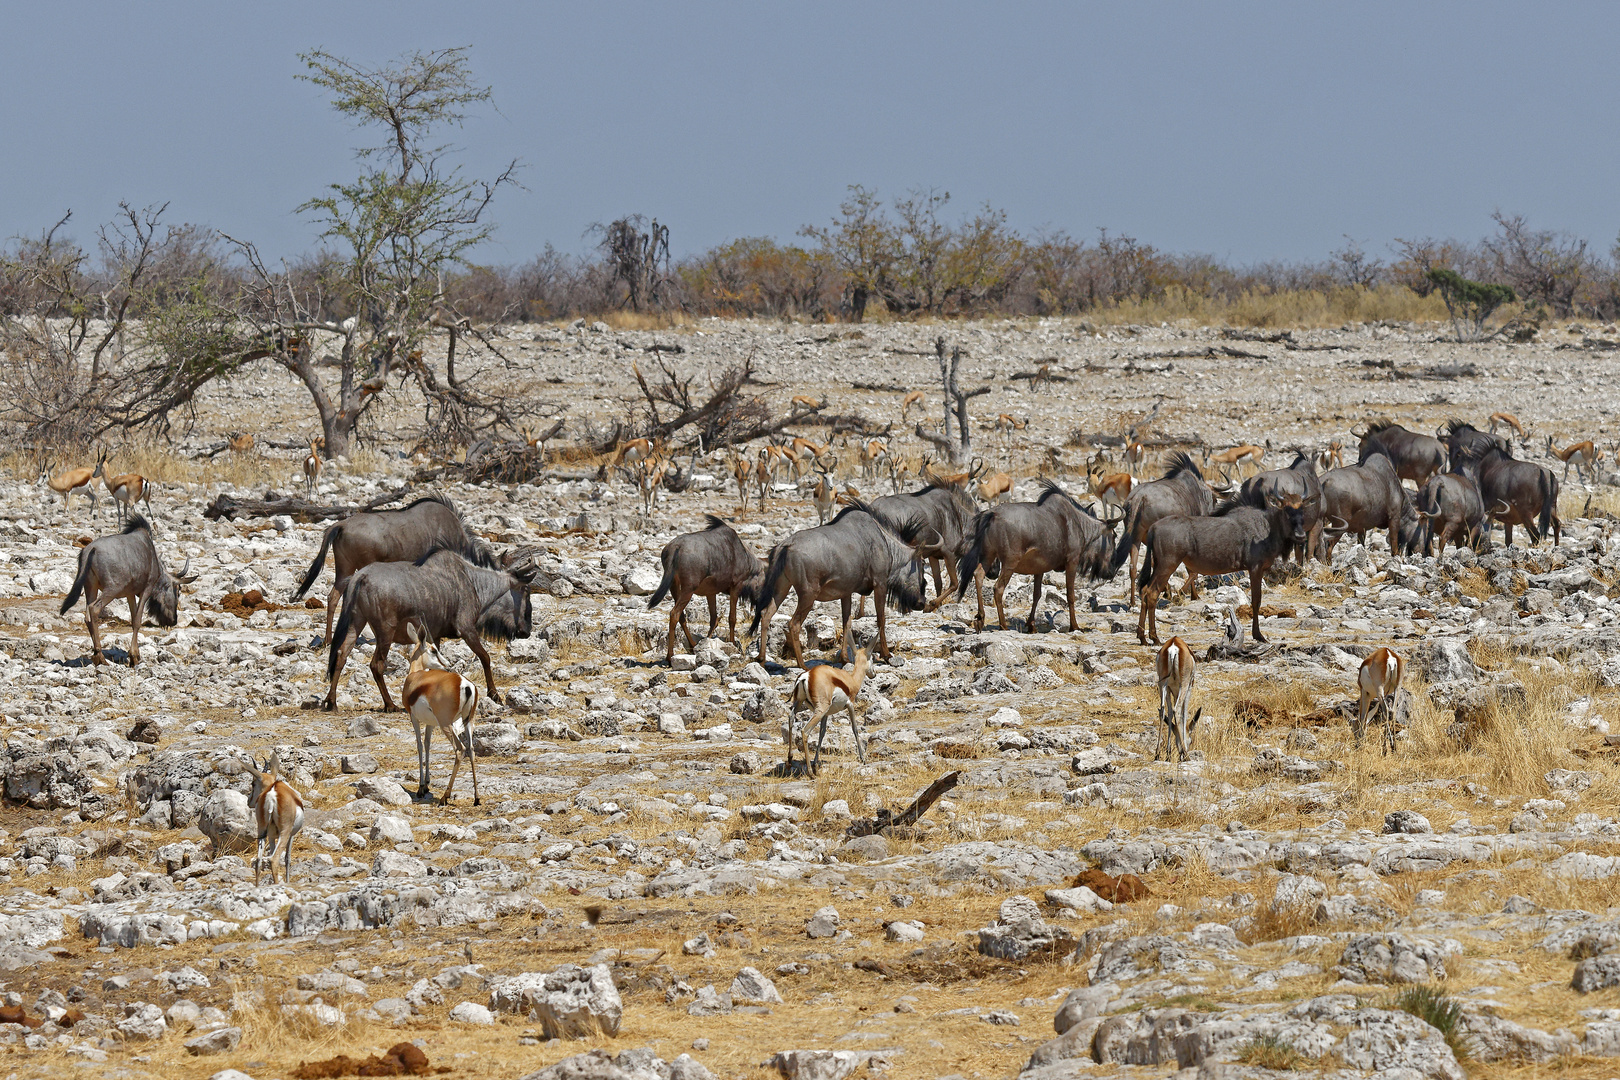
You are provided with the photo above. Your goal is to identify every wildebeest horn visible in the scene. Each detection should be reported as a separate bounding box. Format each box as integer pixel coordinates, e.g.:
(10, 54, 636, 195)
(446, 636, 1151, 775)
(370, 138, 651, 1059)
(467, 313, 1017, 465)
(175, 557, 198, 584)
(1325, 515, 1351, 532)
(1490, 500, 1511, 517)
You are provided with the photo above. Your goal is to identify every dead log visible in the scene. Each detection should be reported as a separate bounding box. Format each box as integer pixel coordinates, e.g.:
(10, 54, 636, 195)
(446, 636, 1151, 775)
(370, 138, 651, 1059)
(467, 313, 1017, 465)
(202, 486, 414, 523)
(852, 380, 911, 392)
(846, 771, 960, 838)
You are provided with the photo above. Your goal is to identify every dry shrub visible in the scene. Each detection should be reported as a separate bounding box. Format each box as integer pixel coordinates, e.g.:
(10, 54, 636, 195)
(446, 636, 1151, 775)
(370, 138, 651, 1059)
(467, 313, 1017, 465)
(1084, 284, 1449, 329)
(1469, 664, 1586, 797)
(1239, 878, 1319, 945)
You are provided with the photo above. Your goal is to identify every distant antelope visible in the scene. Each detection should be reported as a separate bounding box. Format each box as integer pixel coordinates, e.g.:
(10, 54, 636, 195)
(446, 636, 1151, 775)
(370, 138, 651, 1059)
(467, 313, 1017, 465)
(900, 390, 925, 422)
(1087, 468, 1133, 510)
(612, 437, 655, 468)
(1154, 636, 1200, 763)
(834, 482, 863, 507)
(404, 622, 482, 805)
(103, 460, 153, 526)
(810, 463, 837, 524)
(786, 648, 869, 776)
(975, 469, 1013, 504)
(1123, 438, 1146, 475)
(1314, 440, 1343, 471)
(236, 751, 304, 886)
(924, 457, 986, 489)
(729, 452, 754, 511)
(791, 435, 828, 461)
(227, 432, 255, 454)
(302, 438, 323, 496)
(46, 451, 104, 515)
(1489, 412, 1526, 439)
(790, 394, 825, 413)
(1032, 363, 1053, 392)
(1355, 647, 1406, 754)
(632, 453, 668, 514)
(858, 438, 888, 481)
(1549, 435, 1597, 481)
(1209, 443, 1266, 481)
(994, 413, 1026, 446)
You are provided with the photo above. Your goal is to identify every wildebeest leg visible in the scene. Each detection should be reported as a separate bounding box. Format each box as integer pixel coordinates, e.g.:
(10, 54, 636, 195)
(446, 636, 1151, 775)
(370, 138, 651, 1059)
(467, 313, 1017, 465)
(930, 557, 944, 599)
(323, 582, 342, 646)
(325, 622, 362, 709)
(85, 583, 108, 664)
(1503, 522, 1514, 547)
(727, 591, 739, 646)
(667, 586, 689, 662)
(369, 637, 398, 711)
(873, 582, 891, 661)
(127, 593, 145, 665)
(786, 589, 813, 668)
(838, 595, 854, 664)
(756, 598, 778, 664)
(1027, 573, 1044, 634)
(705, 594, 719, 638)
(464, 633, 500, 704)
(993, 572, 1012, 631)
(1248, 568, 1267, 644)
(1064, 566, 1078, 633)
(1127, 544, 1139, 610)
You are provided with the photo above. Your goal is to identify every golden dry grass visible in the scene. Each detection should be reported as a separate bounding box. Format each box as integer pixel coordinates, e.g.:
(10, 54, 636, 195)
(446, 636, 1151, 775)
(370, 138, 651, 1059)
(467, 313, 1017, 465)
(1080, 284, 1453, 330)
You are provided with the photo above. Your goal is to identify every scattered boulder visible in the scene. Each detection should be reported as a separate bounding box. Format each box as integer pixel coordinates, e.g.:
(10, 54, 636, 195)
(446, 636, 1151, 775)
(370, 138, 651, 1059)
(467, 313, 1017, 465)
(488, 964, 623, 1039)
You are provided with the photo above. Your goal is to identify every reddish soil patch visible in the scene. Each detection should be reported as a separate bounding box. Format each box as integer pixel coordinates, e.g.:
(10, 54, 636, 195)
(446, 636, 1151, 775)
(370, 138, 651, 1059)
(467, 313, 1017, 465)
(292, 1042, 445, 1078)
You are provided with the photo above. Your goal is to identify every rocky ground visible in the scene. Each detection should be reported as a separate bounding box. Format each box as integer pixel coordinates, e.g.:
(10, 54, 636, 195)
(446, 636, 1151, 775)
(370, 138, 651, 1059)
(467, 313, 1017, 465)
(5, 316, 1620, 1080)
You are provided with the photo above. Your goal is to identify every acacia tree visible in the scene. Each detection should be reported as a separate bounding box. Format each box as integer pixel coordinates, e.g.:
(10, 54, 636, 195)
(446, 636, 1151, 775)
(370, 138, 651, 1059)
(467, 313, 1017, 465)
(800, 185, 896, 322)
(228, 46, 517, 458)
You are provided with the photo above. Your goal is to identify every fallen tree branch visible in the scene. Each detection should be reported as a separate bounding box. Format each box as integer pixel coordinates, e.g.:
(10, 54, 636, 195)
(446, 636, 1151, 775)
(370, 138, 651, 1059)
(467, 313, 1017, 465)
(202, 486, 415, 523)
(846, 770, 960, 837)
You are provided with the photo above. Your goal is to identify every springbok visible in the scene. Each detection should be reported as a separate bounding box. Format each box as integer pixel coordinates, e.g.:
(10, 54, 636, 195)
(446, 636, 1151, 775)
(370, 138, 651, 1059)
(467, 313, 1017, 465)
(235, 751, 304, 885)
(900, 390, 925, 422)
(647, 515, 764, 662)
(1355, 647, 1406, 754)
(1314, 440, 1344, 471)
(994, 413, 1026, 456)
(104, 461, 152, 526)
(1154, 636, 1200, 763)
(791, 394, 825, 413)
(729, 451, 754, 511)
(786, 648, 870, 776)
(975, 469, 1013, 505)
(403, 623, 482, 805)
(1548, 436, 1597, 482)
(1209, 443, 1266, 481)
(1489, 412, 1526, 439)
(47, 450, 104, 515)
(810, 464, 837, 524)
(60, 516, 195, 665)
(858, 438, 888, 481)
(302, 438, 323, 496)
(227, 432, 255, 454)
(1087, 468, 1133, 511)
(791, 435, 829, 461)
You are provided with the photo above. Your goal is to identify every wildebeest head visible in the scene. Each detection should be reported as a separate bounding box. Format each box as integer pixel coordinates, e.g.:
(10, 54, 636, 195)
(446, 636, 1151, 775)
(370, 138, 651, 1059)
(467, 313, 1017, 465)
(1266, 491, 1317, 545)
(148, 557, 193, 627)
(888, 559, 926, 614)
(474, 562, 537, 642)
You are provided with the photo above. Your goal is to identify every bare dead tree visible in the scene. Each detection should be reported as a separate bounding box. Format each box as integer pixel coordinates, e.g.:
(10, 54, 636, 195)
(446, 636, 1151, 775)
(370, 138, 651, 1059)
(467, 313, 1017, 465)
(597, 216, 672, 311)
(913, 335, 990, 465)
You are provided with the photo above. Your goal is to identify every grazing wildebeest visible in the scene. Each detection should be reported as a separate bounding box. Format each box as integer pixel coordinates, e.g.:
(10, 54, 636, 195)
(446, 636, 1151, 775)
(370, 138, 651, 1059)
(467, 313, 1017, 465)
(325, 549, 535, 711)
(295, 495, 499, 646)
(1318, 452, 1420, 560)
(1239, 452, 1325, 564)
(1354, 421, 1446, 487)
(748, 503, 924, 667)
(645, 515, 764, 663)
(955, 480, 1120, 633)
(1441, 421, 1560, 547)
(1136, 492, 1330, 646)
(869, 479, 979, 608)
(1413, 470, 1492, 556)
(1109, 452, 1221, 609)
(59, 515, 195, 665)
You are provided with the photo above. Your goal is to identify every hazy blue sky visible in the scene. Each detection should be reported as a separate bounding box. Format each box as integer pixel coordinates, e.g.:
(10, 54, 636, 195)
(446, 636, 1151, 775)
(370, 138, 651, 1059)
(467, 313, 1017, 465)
(4, 2, 1617, 266)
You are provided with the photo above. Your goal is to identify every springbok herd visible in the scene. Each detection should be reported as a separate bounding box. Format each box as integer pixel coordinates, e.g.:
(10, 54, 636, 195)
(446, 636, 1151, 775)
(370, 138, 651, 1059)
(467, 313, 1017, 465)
(14, 317, 1620, 1078)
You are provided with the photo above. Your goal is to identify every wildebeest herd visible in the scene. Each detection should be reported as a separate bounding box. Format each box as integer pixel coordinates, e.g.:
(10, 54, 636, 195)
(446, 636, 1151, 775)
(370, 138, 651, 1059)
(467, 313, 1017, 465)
(48, 415, 1572, 881)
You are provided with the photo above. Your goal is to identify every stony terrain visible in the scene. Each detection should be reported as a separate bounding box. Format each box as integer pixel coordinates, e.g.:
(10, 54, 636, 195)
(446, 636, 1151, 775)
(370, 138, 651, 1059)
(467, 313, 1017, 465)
(5, 316, 1620, 1080)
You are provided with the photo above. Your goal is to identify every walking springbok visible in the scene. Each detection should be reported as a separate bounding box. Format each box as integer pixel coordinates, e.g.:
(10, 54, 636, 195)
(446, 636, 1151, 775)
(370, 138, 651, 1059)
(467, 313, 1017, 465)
(1355, 647, 1406, 754)
(1489, 412, 1526, 439)
(790, 394, 825, 414)
(1548, 436, 1597, 482)
(234, 751, 304, 885)
(1155, 636, 1200, 763)
(975, 469, 1013, 505)
(104, 461, 152, 526)
(47, 450, 104, 515)
(785, 648, 870, 776)
(647, 515, 764, 662)
(612, 436, 655, 468)
(956, 480, 1121, 632)
(403, 623, 482, 805)
(1087, 467, 1133, 510)
(1209, 443, 1266, 481)
(302, 438, 323, 496)
(811, 464, 837, 524)
(900, 390, 925, 423)
(729, 451, 754, 511)
(60, 515, 195, 665)
(749, 503, 925, 666)
(858, 438, 889, 481)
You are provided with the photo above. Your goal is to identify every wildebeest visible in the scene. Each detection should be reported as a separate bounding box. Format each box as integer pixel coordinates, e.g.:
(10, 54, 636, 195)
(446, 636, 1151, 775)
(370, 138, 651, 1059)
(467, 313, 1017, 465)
(59, 515, 195, 665)
(1413, 470, 1491, 555)
(1317, 452, 1418, 560)
(1108, 453, 1221, 609)
(955, 480, 1119, 633)
(748, 503, 924, 667)
(645, 515, 764, 663)
(1441, 421, 1560, 546)
(1354, 421, 1446, 487)
(868, 479, 979, 608)
(295, 495, 499, 646)
(325, 549, 535, 710)
(1239, 452, 1324, 564)
(1136, 492, 1327, 646)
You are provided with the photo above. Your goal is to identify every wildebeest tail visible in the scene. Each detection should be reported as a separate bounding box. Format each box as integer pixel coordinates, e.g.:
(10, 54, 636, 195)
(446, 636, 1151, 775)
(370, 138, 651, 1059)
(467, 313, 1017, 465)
(1136, 528, 1158, 592)
(295, 523, 341, 598)
(646, 552, 676, 610)
(326, 576, 361, 680)
(955, 509, 995, 600)
(747, 545, 790, 636)
(1538, 469, 1557, 541)
(1109, 500, 1143, 573)
(60, 550, 93, 616)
